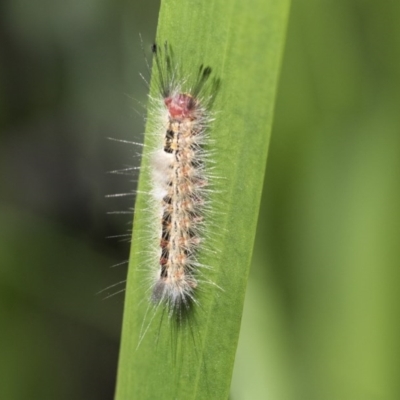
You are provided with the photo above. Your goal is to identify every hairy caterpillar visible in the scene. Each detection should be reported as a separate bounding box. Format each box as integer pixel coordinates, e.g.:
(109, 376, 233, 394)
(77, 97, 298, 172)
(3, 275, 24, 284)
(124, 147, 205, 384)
(141, 42, 220, 319)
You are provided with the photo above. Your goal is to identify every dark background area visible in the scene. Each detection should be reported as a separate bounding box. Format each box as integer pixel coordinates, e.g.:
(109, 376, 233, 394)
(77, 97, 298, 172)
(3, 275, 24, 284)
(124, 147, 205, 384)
(1, 1, 399, 399)
(0, 0, 159, 399)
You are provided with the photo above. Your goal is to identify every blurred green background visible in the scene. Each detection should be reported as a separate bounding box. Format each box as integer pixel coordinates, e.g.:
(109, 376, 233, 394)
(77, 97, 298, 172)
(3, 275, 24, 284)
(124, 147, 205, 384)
(1, 1, 399, 399)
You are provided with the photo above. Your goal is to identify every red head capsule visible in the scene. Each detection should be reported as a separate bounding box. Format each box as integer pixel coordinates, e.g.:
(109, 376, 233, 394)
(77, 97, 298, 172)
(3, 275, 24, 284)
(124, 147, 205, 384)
(164, 94, 196, 119)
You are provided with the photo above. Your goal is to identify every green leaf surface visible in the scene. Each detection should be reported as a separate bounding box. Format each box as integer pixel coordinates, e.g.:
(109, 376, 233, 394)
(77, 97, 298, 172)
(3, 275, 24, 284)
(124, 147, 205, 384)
(115, 0, 290, 398)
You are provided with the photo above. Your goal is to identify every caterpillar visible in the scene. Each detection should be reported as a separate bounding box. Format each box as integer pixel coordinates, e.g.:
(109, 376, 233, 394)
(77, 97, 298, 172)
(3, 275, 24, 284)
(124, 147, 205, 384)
(143, 42, 220, 318)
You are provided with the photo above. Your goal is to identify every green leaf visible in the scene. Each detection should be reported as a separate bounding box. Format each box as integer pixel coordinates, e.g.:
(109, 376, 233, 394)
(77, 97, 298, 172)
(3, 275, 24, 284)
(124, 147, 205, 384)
(115, 0, 290, 398)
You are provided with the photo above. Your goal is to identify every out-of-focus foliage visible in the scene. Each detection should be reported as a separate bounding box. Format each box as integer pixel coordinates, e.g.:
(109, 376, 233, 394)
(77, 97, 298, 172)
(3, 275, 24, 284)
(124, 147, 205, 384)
(0, 0, 160, 399)
(232, 1, 400, 399)
(1, 0, 399, 399)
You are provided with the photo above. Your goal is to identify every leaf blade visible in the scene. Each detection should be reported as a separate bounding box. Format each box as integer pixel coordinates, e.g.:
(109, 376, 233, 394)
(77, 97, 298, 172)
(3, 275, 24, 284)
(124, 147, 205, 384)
(116, 0, 290, 398)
